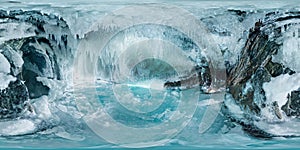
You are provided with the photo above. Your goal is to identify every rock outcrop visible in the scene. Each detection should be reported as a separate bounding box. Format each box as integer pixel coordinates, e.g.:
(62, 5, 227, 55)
(226, 11, 300, 137)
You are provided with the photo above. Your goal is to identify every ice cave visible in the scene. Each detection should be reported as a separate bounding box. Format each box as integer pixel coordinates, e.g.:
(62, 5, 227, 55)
(0, 0, 300, 149)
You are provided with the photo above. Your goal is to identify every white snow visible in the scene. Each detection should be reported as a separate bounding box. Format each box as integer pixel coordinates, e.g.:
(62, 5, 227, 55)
(3, 49, 24, 70)
(273, 25, 300, 72)
(224, 94, 244, 119)
(263, 73, 300, 108)
(0, 119, 36, 136)
(32, 96, 52, 119)
(0, 73, 16, 90)
(0, 53, 10, 74)
(0, 22, 36, 44)
(0, 49, 15, 90)
(254, 118, 300, 136)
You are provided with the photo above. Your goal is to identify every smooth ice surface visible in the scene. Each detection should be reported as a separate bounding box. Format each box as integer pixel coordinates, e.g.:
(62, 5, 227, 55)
(126, 79, 165, 91)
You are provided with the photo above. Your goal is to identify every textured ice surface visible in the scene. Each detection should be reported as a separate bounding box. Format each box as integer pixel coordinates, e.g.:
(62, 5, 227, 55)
(0, 22, 36, 45)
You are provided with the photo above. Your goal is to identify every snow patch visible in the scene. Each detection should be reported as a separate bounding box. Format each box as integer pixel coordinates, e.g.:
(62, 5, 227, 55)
(0, 119, 36, 136)
(0, 73, 16, 90)
(263, 73, 300, 108)
(3, 48, 24, 69)
(0, 53, 10, 74)
(32, 96, 52, 119)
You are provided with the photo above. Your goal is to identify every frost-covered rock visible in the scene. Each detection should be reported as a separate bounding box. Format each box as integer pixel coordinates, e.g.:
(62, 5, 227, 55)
(1, 45, 24, 76)
(0, 9, 75, 121)
(0, 10, 75, 99)
(225, 11, 300, 137)
(0, 79, 29, 119)
(21, 37, 58, 79)
(282, 89, 300, 117)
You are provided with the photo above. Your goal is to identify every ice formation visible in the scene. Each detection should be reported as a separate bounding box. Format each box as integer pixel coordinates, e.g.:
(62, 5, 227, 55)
(0, 1, 300, 148)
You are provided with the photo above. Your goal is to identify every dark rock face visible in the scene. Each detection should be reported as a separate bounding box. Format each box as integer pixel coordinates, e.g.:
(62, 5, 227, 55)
(20, 37, 61, 98)
(164, 65, 212, 91)
(22, 69, 50, 99)
(282, 90, 300, 117)
(226, 19, 278, 116)
(0, 79, 29, 119)
(225, 11, 300, 137)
